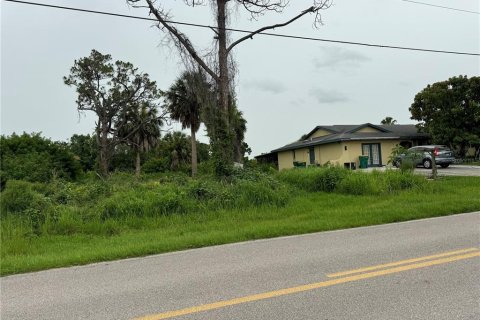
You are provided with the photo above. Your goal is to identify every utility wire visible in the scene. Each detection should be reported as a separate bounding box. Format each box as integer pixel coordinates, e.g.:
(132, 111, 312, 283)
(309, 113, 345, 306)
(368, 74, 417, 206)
(4, 0, 480, 56)
(401, 0, 480, 15)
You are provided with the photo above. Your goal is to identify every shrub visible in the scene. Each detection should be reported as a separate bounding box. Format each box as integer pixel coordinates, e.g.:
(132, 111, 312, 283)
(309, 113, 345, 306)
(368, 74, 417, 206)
(278, 167, 349, 192)
(0, 133, 82, 182)
(1, 180, 38, 213)
(187, 180, 220, 201)
(142, 157, 169, 174)
(99, 187, 192, 220)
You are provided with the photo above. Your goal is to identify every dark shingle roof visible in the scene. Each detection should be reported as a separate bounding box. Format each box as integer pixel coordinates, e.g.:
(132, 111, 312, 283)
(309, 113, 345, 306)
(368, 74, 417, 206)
(270, 124, 429, 153)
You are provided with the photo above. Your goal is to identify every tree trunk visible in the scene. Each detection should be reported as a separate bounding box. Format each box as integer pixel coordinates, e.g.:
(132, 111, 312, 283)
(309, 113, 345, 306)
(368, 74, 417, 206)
(135, 150, 141, 177)
(217, 0, 230, 124)
(98, 122, 110, 177)
(213, 0, 234, 174)
(191, 127, 198, 177)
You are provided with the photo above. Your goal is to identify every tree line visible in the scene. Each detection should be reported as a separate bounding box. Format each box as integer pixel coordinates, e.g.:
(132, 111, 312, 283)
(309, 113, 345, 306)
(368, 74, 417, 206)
(62, 49, 250, 179)
(0, 130, 213, 185)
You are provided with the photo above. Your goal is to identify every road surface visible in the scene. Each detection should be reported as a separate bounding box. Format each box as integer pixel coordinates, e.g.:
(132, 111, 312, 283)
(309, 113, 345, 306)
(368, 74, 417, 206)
(1, 212, 479, 320)
(364, 164, 480, 177)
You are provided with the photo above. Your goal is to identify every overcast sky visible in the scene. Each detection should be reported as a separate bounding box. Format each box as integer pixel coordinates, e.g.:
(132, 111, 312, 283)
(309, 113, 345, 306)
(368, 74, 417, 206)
(2, 0, 479, 156)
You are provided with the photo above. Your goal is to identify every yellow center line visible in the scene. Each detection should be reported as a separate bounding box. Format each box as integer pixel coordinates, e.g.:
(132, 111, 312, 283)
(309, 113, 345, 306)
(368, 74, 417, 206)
(133, 250, 480, 320)
(327, 247, 479, 278)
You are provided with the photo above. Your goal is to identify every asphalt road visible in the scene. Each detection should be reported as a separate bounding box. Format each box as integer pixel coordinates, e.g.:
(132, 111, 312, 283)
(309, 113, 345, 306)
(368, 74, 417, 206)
(2, 212, 479, 320)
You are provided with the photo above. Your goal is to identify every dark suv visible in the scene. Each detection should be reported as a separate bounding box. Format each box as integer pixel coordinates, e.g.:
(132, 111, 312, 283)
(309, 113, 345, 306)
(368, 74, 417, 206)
(394, 145, 455, 169)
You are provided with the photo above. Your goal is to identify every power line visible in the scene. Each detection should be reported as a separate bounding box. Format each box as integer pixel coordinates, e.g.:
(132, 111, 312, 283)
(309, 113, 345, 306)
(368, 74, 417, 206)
(401, 0, 480, 15)
(4, 0, 480, 56)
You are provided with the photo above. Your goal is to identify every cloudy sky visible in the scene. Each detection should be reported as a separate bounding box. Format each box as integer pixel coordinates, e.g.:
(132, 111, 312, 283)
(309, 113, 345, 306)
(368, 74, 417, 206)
(2, 0, 479, 156)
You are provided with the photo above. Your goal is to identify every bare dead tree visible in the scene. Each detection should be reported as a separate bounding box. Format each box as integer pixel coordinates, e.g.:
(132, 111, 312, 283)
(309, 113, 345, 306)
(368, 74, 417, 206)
(128, 0, 332, 173)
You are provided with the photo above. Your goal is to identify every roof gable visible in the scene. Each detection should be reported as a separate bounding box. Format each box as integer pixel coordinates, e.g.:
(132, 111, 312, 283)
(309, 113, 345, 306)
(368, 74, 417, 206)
(304, 126, 337, 139)
(346, 123, 391, 133)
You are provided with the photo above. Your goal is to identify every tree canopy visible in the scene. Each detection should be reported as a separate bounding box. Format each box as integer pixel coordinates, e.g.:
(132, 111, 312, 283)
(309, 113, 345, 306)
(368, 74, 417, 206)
(64, 49, 162, 176)
(0, 133, 82, 182)
(381, 117, 397, 125)
(409, 75, 480, 157)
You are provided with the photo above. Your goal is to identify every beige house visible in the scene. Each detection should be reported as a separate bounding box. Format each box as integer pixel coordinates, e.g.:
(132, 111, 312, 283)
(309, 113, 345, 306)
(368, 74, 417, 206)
(256, 123, 429, 170)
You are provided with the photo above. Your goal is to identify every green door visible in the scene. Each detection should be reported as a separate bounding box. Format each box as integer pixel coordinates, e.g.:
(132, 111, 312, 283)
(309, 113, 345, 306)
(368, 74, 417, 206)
(362, 143, 382, 167)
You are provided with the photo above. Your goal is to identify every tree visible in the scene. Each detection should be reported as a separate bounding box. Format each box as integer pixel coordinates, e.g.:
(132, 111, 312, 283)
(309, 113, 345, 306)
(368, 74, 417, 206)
(64, 49, 162, 177)
(159, 131, 191, 171)
(116, 103, 163, 176)
(69, 134, 97, 172)
(409, 76, 480, 158)
(128, 0, 332, 174)
(381, 117, 397, 125)
(164, 71, 210, 176)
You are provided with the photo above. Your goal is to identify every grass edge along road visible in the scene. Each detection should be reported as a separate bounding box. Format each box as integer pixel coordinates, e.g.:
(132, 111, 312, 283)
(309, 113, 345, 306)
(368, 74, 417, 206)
(134, 247, 480, 320)
(1, 176, 480, 275)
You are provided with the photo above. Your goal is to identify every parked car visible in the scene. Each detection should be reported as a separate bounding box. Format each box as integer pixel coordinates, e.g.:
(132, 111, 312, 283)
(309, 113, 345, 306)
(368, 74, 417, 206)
(394, 145, 456, 169)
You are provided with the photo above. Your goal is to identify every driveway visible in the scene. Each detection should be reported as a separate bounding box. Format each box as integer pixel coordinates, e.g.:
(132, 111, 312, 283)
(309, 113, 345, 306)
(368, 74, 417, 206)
(363, 165, 480, 177)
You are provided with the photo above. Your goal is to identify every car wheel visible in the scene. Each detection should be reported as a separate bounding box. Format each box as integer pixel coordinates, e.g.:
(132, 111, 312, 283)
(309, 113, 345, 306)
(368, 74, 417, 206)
(423, 159, 432, 169)
(440, 164, 449, 168)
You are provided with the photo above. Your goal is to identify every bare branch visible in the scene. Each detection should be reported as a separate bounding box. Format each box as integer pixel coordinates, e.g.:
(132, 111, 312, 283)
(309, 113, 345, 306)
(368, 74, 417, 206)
(239, 0, 288, 18)
(228, 6, 314, 53)
(131, 0, 219, 82)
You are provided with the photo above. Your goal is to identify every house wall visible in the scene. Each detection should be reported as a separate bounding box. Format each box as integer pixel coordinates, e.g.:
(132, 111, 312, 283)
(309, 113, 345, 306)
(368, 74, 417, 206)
(294, 148, 309, 163)
(341, 140, 405, 166)
(355, 127, 382, 133)
(278, 151, 294, 170)
(310, 129, 333, 138)
(317, 143, 343, 165)
(278, 140, 419, 170)
(278, 148, 309, 170)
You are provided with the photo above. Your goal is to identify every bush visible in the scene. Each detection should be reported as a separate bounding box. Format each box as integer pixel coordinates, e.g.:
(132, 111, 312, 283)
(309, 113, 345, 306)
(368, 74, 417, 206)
(1, 180, 42, 213)
(0, 133, 82, 182)
(278, 167, 349, 192)
(187, 180, 220, 201)
(142, 157, 169, 173)
(99, 187, 192, 220)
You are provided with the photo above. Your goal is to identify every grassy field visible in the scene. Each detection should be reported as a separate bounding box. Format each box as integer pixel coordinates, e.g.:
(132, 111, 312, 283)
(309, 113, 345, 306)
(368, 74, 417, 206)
(1, 168, 479, 276)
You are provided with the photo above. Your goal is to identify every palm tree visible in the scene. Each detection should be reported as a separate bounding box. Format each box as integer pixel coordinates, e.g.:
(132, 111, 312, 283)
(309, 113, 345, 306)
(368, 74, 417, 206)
(161, 131, 191, 170)
(164, 71, 211, 176)
(117, 103, 163, 176)
(381, 117, 397, 125)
